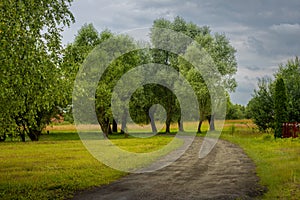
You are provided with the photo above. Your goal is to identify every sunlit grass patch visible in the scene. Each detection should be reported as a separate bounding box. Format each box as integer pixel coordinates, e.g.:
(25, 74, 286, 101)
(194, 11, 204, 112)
(2, 120, 299, 199)
(111, 136, 177, 153)
(0, 140, 123, 199)
(221, 125, 300, 200)
(0, 132, 182, 200)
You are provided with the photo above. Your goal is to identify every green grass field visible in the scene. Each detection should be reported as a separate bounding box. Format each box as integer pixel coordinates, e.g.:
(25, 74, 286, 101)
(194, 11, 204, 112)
(0, 131, 180, 200)
(221, 122, 300, 199)
(0, 120, 299, 199)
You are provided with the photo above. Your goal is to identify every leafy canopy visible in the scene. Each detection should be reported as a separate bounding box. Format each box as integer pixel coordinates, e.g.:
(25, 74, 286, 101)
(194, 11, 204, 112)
(0, 0, 74, 141)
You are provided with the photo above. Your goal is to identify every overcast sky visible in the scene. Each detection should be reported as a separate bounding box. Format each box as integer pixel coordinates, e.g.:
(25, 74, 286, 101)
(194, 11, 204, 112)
(62, 0, 300, 105)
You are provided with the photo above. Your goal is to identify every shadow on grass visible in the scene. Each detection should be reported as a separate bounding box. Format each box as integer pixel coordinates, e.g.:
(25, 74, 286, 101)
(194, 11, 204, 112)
(39, 131, 80, 141)
(40, 131, 183, 141)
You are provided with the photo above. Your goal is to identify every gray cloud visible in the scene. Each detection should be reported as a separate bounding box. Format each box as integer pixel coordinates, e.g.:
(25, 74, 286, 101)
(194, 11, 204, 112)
(270, 23, 300, 34)
(246, 36, 266, 55)
(62, 0, 300, 105)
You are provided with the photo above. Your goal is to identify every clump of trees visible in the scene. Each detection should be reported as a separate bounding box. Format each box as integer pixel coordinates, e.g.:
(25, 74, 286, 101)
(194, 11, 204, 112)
(69, 17, 237, 135)
(1, 7, 238, 141)
(0, 0, 74, 141)
(247, 57, 300, 138)
(226, 101, 248, 120)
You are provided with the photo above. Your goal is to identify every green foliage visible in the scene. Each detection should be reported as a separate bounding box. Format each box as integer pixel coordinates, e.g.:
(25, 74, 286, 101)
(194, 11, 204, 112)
(62, 24, 114, 130)
(248, 57, 300, 134)
(180, 45, 212, 126)
(0, 0, 74, 141)
(1, 12, 237, 139)
(222, 127, 300, 200)
(276, 57, 300, 122)
(74, 23, 100, 47)
(226, 101, 247, 120)
(66, 24, 151, 135)
(274, 77, 288, 138)
(150, 16, 237, 132)
(94, 36, 143, 135)
(247, 78, 274, 131)
(62, 23, 110, 102)
(79, 16, 237, 135)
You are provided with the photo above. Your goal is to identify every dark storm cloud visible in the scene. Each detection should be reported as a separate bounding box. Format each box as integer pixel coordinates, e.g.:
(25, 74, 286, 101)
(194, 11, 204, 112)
(62, 0, 300, 105)
(197, 0, 300, 27)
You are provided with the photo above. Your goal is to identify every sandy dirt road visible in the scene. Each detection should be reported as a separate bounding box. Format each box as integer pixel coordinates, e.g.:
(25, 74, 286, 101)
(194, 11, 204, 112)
(72, 137, 265, 200)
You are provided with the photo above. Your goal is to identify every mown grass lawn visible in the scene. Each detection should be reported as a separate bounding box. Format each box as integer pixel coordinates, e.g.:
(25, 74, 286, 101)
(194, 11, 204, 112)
(221, 122, 300, 200)
(0, 131, 180, 200)
(1, 121, 299, 199)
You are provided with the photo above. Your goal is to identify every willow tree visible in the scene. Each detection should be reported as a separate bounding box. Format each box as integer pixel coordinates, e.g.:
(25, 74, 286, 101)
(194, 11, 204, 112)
(150, 16, 237, 132)
(92, 35, 143, 136)
(0, 0, 74, 141)
(62, 24, 112, 125)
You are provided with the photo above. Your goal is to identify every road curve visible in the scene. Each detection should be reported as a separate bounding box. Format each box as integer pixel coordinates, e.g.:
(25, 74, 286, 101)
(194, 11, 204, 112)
(72, 137, 265, 200)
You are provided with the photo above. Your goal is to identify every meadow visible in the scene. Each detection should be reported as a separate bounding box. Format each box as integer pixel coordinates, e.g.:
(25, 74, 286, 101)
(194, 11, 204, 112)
(0, 120, 299, 199)
(0, 130, 180, 200)
(220, 120, 300, 199)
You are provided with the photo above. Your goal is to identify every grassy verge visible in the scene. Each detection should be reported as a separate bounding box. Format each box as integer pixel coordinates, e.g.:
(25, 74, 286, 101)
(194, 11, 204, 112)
(221, 123, 300, 199)
(0, 131, 181, 200)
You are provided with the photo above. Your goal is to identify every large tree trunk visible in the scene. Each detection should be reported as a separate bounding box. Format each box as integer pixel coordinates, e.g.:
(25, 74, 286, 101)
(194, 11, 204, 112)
(178, 119, 184, 132)
(165, 119, 171, 133)
(27, 129, 40, 141)
(112, 119, 118, 133)
(99, 118, 110, 137)
(208, 114, 215, 131)
(197, 120, 203, 133)
(121, 111, 128, 138)
(149, 111, 157, 133)
(20, 132, 26, 142)
(107, 122, 112, 135)
(150, 120, 157, 133)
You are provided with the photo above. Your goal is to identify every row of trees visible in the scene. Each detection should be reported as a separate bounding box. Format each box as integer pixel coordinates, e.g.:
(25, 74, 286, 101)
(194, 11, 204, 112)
(1, 0, 238, 141)
(247, 57, 300, 137)
(69, 17, 238, 136)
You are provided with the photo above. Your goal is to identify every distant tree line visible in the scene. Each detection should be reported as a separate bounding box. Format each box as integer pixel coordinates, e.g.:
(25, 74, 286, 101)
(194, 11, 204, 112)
(226, 100, 249, 120)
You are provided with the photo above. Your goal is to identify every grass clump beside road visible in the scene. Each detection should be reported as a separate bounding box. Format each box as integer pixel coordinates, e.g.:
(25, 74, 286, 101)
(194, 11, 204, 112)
(0, 131, 180, 200)
(221, 123, 300, 200)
